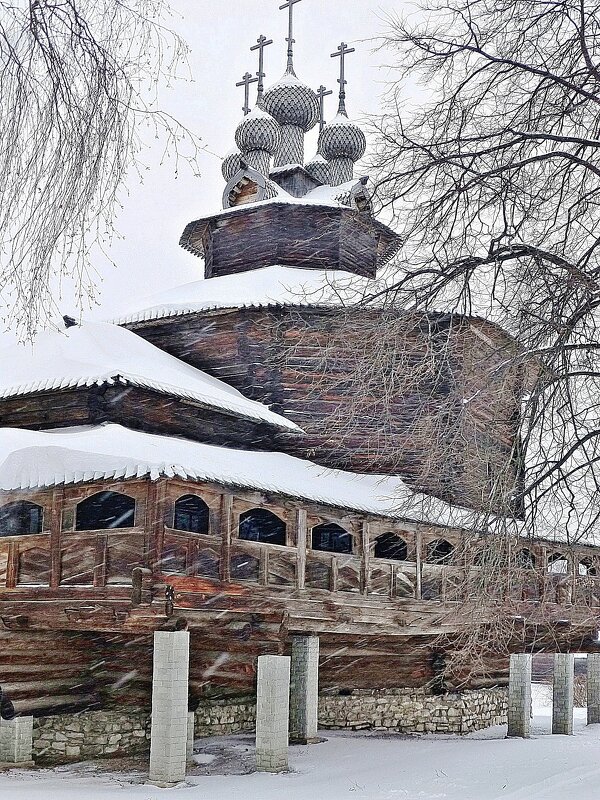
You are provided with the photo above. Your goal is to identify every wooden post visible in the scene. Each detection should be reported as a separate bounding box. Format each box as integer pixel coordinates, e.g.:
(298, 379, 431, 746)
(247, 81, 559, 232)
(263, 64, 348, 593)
(148, 480, 167, 574)
(93, 534, 108, 587)
(361, 520, 370, 596)
(415, 530, 422, 600)
(296, 509, 307, 590)
(6, 541, 17, 589)
(49, 488, 64, 589)
(220, 494, 233, 583)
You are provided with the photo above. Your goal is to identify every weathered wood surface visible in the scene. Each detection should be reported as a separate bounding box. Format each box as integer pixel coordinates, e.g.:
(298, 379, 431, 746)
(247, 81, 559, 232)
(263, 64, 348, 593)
(2, 476, 600, 714)
(179, 203, 401, 279)
(129, 307, 523, 514)
(0, 384, 292, 451)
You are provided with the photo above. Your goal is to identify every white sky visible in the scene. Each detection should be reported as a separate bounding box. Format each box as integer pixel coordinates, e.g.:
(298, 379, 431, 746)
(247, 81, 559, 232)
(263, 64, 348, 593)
(1, 0, 405, 345)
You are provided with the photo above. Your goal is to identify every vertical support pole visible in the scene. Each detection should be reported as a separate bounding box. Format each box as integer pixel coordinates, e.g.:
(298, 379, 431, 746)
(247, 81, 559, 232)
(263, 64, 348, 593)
(187, 711, 195, 763)
(507, 654, 532, 738)
(360, 520, 370, 596)
(256, 655, 290, 773)
(552, 653, 574, 735)
(289, 635, 319, 744)
(296, 509, 307, 590)
(415, 530, 422, 600)
(50, 487, 63, 588)
(220, 494, 233, 583)
(0, 716, 33, 764)
(149, 631, 190, 786)
(587, 653, 600, 724)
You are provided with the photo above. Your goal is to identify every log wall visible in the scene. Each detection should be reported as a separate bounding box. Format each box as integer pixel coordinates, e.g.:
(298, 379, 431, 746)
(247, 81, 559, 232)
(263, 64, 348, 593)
(1, 476, 600, 715)
(128, 307, 524, 513)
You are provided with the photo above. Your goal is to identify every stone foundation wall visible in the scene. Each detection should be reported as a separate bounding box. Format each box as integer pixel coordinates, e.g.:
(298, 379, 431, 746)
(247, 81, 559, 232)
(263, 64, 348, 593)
(33, 710, 150, 762)
(194, 695, 256, 737)
(30, 687, 508, 763)
(193, 687, 507, 739)
(318, 688, 508, 735)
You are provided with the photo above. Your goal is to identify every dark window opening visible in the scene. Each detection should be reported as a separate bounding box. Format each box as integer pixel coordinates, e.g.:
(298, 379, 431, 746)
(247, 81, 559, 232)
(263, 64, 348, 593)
(174, 494, 209, 534)
(374, 533, 407, 561)
(0, 501, 43, 536)
(580, 558, 597, 577)
(312, 523, 352, 554)
(238, 509, 286, 545)
(426, 539, 454, 564)
(75, 491, 135, 531)
(517, 548, 536, 569)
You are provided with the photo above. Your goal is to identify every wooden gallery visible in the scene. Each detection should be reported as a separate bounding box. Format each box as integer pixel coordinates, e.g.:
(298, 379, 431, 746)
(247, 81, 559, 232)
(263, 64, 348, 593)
(1, 11, 599, 783)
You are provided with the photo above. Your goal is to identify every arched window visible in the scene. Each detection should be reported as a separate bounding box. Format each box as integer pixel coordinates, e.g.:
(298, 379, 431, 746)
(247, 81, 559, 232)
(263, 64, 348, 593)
(0, 501, 43, 537)
(579, 558, 597, 577)
(75, 491, 135, 531)
(374, 533, 408, 561)
(312, 523, 352, 554)
(547, 552, 569, 575)
(426, 539, 454, 565)
(516, 548, 536, 569)
(174, 495, 209, 535)
(239, 509, 286, 545)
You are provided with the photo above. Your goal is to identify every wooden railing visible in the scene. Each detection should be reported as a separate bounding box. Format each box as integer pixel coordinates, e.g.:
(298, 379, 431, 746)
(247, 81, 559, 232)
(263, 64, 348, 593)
(0, 527, 146, 588)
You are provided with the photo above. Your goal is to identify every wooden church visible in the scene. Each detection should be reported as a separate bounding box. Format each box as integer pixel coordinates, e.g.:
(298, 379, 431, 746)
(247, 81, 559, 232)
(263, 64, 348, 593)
(1, 2, 599, 758)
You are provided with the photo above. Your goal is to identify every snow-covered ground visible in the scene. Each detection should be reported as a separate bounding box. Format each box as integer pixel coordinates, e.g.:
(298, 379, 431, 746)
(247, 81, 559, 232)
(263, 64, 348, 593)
(1, 699, 598, 800)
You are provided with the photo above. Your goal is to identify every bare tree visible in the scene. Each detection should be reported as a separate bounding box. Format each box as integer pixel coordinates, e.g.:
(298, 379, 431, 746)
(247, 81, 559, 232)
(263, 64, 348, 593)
(282, 0, 600, 682)
(0, 0, 200, 337)
(367, 0, 600, 545)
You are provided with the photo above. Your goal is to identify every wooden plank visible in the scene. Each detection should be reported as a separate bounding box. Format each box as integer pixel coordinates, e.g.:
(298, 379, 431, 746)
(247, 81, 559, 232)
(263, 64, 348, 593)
(220, 493, 233, 583)
(50, 488, 63, 589)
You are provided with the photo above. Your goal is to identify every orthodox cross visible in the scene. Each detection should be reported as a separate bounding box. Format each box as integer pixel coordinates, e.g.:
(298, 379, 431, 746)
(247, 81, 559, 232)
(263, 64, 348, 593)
(279, 0, 303, 71)
(236, 71, 259, 115)
(331, 41, 356, 114)
(251, 34, 274, 104)
(316, 85, 333, 131)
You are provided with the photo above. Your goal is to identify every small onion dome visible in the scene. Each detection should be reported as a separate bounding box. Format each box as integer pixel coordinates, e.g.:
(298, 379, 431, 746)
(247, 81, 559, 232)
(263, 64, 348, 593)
(305, 152, 329, 185)
(222, 147, 242, 181)
(263, 71, 319, 132)
(319, 113, 367, 163)
(235, 106, 282, 155)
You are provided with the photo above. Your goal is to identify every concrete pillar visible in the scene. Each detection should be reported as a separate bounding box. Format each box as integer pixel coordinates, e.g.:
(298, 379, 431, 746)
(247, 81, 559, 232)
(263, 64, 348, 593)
(0, 716, 33, 764)
(289, 635, 319, 743)
(148, 630, 190, 786)
(256, 655, 290, 773)
(588, 653, 600, 724)
(552, 653, 574, 735)
(507, 654, 532, 738)
(187, 711, 195, 763)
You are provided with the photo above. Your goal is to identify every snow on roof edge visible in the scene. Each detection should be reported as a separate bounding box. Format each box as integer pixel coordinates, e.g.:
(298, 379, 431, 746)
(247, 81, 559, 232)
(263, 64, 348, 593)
(0, 371, 301, 433)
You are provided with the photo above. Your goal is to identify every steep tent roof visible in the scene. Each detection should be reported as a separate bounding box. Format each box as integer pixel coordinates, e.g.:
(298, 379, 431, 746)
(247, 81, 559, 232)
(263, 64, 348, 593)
(0, 322, 300, 433)
(0, 423, 485, 530)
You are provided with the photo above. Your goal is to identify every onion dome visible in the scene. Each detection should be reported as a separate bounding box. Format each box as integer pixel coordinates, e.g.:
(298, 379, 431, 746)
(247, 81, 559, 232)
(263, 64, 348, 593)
(319, 113, 366, 163)
(305, 151, 329, 185)
(235, 106, 282, 155)
(263, 70, 319, 133)
(222, 147, 242, 182)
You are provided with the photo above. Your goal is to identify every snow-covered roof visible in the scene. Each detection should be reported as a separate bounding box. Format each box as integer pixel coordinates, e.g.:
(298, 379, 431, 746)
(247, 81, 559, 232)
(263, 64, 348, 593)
(0, 423, 483, 528)
(0, 322, 300, 432)
(110, 265, 374, 326)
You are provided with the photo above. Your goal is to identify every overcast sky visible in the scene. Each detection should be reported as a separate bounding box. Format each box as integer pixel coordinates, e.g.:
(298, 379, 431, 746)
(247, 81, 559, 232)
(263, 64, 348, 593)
(4, 0, 404, 342)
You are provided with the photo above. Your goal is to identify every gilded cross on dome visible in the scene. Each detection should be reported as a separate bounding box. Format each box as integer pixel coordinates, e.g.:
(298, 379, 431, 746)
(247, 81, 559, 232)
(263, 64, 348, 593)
(331, 41, 356, 115)
(279, 0, 303, 73)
